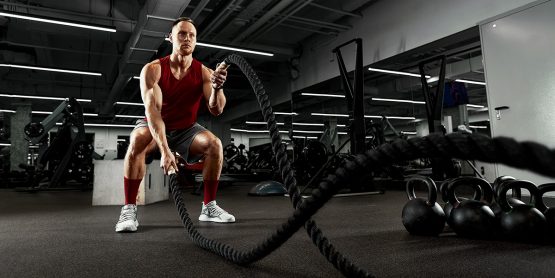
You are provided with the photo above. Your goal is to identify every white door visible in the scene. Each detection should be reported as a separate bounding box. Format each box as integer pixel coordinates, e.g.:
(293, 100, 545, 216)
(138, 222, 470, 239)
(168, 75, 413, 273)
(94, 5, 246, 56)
(480, 0, 555, 185)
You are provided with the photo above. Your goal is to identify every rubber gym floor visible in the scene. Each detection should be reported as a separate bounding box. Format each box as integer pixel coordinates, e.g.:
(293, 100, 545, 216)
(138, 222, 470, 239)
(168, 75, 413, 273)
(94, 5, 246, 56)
(1, 182, 554, 278)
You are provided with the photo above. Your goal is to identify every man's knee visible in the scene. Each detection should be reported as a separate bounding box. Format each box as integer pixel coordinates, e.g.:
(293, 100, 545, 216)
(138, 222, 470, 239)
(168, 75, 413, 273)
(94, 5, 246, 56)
(208, 136, 222, 154)
(199, 133, 222, 155)
(126, 128, 152, 160)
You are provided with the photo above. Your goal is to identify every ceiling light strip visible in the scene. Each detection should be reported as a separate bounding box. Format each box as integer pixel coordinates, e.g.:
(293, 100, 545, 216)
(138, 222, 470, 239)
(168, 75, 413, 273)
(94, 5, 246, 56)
(246, 121, 284, 125)
(32, 111, 98, 116)
(274, 112, 298, 115)
(164, 38, 274, 57)
(301, 93, 345, 98)
(0, 94, 91, 102)
(455, 79, 486, 85)
(55, 123, 135, 128)
(0, 64, 101, 76)
(372, 97, 425, 104)
(466, 104, 485, 108)
(292, 136, 318, 139)
(115, 114, 145, 119)
(312, 113, 415, 120)
(368, 67, 431, 78)
(0, 11, 116, 32)
(115, 101, 143, 106)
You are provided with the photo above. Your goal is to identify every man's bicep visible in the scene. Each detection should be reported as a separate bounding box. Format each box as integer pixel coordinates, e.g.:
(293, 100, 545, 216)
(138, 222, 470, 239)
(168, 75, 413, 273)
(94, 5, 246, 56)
(142, 84, 162, 114)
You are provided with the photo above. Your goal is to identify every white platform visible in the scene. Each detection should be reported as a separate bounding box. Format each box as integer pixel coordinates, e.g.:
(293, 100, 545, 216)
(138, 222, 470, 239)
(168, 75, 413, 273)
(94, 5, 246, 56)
(92, 160, 170, 206)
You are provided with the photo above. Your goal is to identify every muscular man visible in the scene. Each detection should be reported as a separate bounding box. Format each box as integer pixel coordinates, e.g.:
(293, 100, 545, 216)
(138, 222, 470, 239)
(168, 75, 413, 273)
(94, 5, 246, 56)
(115, 17, 235, 232)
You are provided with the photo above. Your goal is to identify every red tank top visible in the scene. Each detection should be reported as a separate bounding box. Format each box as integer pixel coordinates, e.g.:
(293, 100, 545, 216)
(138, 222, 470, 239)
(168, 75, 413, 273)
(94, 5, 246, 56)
(158, 56, 204, 130)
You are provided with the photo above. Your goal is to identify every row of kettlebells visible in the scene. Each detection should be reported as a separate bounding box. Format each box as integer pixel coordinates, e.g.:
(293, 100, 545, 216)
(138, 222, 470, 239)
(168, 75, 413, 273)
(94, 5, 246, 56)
(402, 175, 555, 242)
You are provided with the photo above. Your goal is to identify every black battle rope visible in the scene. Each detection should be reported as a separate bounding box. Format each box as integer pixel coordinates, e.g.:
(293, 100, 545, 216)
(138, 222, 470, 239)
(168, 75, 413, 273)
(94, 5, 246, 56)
(169, 54, 555, 278)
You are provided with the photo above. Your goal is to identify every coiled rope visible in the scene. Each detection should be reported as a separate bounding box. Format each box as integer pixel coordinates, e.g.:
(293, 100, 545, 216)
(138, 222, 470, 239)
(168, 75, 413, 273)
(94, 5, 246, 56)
(169, 54, 555, 277)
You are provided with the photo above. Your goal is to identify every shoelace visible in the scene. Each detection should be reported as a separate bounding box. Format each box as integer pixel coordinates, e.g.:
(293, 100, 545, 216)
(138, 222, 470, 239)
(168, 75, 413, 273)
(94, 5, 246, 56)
(206, 205, 227, 217)
(118, 207, 136, 223)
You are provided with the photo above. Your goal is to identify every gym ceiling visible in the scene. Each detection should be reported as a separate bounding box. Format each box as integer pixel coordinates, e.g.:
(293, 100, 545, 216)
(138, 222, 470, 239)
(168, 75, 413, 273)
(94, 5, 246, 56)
(0, 0, 485, 129)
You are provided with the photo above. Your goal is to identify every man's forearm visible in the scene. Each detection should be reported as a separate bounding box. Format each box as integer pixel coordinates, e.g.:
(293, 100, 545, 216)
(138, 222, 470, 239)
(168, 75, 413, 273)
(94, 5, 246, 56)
(146, 112, 171, 154)
(208, 88, 226, 115)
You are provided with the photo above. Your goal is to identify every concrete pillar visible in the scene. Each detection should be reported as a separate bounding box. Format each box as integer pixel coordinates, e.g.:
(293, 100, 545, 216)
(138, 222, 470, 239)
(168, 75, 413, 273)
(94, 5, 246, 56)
(10, 102, 31, 171)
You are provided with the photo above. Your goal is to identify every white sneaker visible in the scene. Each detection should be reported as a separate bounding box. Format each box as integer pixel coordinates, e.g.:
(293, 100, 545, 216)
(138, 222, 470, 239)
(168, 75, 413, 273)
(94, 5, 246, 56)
(199, 201, 236, 223)
(115, 204, 139, 232)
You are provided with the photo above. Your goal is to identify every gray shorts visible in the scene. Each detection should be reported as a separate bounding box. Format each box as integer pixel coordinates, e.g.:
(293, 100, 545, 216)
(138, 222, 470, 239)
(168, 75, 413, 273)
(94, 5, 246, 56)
(134, 119, 207, 164)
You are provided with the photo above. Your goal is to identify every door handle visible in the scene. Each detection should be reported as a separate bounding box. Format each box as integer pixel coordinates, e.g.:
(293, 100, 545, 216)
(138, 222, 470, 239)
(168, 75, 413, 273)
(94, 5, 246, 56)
(494, 106, 509, 120)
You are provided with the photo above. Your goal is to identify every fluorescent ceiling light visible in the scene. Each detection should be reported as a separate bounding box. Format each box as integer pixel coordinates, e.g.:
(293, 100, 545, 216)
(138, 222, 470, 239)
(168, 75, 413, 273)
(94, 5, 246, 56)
(364, 115, 416, 120)
(292, 122, 323, 126)
(466, 104, 485, 109)
(311, 113, 349, 117)
(115, 101, 143, 106)
(0, 143, 11, 146)
(426, 76, 440, 83)
(56, 123, 135, 128)
(0, 109, 15, 113)
(0, 64, 101, 76)
(115, 114, 144, 119)
(246, 121, 284, 125)
(230, 128, 288, 134)
(0, 93, 91, 102)
(337, 132, 348, 135)
(368, 67, 431, 78)
(293, 136, 318, 139)
(311, 113, 414, 120)
(164, 38, 273, 56)
(401, 131, 418, 135)
(0, 11, 116, 32)
(301, 93, 345, 98)
(372, 98, 425, 105)
(133, 76, 140, 80)
(32, 111, 98, 116)
(292, 130, 324, 134)
(469, 125, 488, 129)
(85, 123, 135, 128)
(274, 112, 298, 115)
(230, 128, 249, 132)
(455, 79, 486, 86)
(291, 122, 346, 127)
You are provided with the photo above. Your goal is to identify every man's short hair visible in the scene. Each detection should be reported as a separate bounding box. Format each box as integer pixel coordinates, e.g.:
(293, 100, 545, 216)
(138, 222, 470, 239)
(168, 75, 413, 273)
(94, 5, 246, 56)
(171, 17, 196, 30)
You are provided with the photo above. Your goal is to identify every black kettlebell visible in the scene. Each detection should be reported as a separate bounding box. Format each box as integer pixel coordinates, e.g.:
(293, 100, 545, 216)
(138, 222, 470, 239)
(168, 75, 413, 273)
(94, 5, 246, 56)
(402, 176, 446, 236)
(491, 176, 525, 217)
(497, 180, 546, 241)
(440, 177, 482, 220)
(535, 183, 555, 236)
(492, 176, 515, 193)
(447, 177, 496, 239)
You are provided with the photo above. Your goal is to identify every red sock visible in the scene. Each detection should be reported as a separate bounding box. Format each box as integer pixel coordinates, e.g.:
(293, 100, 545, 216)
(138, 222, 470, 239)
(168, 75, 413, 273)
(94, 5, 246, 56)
(203, 180, 219, 204)
(124, 177, 142, 205)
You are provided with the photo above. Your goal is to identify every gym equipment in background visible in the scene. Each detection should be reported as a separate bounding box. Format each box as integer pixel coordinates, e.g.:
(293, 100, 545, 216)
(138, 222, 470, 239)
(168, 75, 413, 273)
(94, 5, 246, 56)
(16, 97, 94, 191)
(248, 180, 287, 196)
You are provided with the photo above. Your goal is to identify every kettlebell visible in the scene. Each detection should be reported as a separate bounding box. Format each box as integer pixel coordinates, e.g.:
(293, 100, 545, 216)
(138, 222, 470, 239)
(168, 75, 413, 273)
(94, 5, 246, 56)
(402, 175, 446, 236)
(536, 183, 555, 237)
(491, 176, 525, 217)
(497, 180, 546, 241)
(440, 177, 482, 220)
(447, 177, 496, 239)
